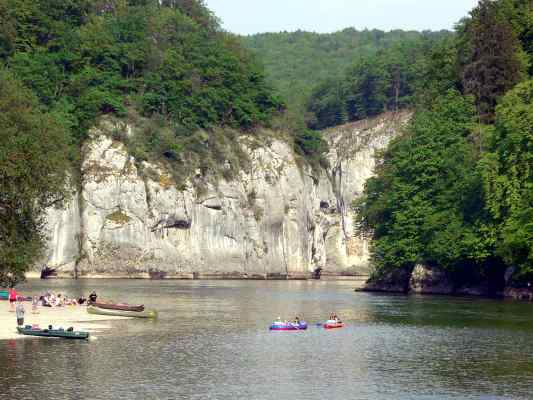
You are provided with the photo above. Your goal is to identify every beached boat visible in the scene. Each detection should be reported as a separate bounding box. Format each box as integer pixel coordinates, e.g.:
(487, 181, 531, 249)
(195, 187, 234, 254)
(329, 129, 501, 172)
(269, 321, 308, 331)
(323, 320, 344, 329)
(90, 301, 144, 312)
(87, 305, 157, 319)
(17, 325, 89, 339)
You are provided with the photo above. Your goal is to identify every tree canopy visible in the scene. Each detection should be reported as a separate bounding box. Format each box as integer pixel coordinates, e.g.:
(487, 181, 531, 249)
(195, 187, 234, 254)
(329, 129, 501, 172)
(0, 68, 71, 286)
(357, 0, 533, 287)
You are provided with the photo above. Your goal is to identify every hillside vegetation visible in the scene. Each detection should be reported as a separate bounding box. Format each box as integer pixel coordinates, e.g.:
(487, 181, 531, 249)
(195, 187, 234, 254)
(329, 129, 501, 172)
(242, 29, 447, 115)
(356, 0, 532, 289)
(242, 28, 454, 158)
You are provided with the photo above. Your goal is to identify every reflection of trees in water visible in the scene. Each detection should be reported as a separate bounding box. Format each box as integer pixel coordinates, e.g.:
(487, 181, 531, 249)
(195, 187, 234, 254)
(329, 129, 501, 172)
(359, 293, 533, 397)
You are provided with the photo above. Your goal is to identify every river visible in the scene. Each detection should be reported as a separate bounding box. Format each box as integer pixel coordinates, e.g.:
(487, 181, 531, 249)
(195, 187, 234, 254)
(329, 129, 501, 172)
(1, 279, 532, 400)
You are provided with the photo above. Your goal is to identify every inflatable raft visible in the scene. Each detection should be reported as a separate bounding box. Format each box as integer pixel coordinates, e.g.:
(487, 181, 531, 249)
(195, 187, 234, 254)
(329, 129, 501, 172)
(269, 321, 308, 331)
(323, 320, 344, 329)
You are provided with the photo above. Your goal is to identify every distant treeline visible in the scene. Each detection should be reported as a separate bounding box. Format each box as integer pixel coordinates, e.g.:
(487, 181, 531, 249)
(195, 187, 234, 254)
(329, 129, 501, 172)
(243, 27, 454, 156)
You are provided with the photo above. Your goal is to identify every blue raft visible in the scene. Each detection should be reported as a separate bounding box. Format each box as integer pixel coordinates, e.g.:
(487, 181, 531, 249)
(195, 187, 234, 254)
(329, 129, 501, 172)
(269, 321, 308, 331)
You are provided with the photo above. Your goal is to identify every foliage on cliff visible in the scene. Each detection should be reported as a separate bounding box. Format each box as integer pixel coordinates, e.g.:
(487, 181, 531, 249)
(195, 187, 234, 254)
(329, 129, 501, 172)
(0, 0, 282, 140)
(0, 68, 71, 286)
(357, 0, 533, 286)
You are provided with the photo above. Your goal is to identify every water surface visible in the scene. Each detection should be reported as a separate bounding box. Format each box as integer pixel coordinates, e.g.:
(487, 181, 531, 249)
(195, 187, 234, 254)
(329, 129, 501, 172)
(1, 279, 532, 400)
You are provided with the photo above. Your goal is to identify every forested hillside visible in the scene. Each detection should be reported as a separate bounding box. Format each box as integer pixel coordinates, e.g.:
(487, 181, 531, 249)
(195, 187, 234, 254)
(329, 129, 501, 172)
(356, 0, 532, 290)
(0, 0, 282, 285)
(242, 29, 451, 121)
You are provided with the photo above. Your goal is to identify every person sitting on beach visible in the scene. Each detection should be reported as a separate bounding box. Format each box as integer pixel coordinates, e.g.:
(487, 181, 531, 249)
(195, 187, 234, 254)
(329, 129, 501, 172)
(40, 295, 51, 307)
(53, 294, 63, 307)
(77, 295, 87, 305)
(294, 316, 300, 324)
(67, 297, 77, 306)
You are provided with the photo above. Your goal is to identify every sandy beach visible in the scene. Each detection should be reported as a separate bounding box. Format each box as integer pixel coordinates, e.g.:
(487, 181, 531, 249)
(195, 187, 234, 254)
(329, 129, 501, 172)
(0, 302, 126, 340)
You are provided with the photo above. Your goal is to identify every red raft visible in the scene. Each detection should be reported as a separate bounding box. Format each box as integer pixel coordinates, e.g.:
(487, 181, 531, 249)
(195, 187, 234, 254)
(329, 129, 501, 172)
(323, 320, 345, 329)
(90, 301, 144, 312)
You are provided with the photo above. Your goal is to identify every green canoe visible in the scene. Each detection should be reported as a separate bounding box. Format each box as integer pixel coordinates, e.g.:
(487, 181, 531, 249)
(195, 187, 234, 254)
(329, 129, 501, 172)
(87, 305, 157, 319)
(17, 326, 89, 339)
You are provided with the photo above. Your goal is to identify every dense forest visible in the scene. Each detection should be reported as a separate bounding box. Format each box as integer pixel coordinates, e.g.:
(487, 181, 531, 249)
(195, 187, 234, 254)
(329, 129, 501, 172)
(355, 0, 532, 289)
(0, 0, 282, 286)
(242, 29, 448, 115)
(243, 29, 453, 155)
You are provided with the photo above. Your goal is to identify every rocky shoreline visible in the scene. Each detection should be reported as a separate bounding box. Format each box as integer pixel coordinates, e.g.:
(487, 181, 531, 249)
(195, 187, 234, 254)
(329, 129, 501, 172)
(357, 264, 533, 301)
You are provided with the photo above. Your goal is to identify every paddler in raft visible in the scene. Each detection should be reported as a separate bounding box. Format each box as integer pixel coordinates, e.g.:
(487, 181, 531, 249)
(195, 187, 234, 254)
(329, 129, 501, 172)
(328, 313, 342, 323)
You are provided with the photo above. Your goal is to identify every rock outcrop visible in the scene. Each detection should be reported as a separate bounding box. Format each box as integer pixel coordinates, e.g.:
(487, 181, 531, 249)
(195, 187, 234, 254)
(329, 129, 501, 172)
(409, 264, 454, 295)
(39, 111, 410, 279)
(360, 263, 509, 298)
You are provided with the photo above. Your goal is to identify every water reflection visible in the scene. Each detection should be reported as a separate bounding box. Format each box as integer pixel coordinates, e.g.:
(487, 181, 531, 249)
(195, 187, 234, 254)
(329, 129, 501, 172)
(0, 280, 532, 399)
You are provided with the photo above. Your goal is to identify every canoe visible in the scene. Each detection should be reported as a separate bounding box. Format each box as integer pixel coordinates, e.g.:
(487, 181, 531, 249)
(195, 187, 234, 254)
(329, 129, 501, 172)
(90, 301, 144, 312)
(17, 325, 89, 339)
(323, 320, 344, 329)
(269, 321, 308, 331)
(87, 305, 157, 319)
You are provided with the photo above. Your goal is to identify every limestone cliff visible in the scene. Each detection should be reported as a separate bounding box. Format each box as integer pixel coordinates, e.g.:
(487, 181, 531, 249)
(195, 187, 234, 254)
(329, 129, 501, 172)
(39, 111, 410, 279)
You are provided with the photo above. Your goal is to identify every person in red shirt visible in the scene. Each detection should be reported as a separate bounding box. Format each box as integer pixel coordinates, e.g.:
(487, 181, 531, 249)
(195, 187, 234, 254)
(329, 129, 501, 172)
(8, 288, 17, 312)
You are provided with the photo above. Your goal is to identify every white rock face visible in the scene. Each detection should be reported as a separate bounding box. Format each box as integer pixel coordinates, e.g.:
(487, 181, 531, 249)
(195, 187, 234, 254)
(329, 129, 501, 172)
(41, 111, 410, 278)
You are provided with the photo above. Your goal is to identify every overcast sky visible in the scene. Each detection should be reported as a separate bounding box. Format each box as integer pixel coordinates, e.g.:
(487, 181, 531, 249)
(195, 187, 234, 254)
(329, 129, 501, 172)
(204, 0, 479, 35)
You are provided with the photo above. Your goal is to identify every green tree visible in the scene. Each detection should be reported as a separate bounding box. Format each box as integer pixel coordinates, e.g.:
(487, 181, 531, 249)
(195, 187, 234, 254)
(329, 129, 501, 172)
(460, 0, 527, 123)
(482, 79, 533, 281)
(358, 92, 497, 282)
(0, 68, 71, 287)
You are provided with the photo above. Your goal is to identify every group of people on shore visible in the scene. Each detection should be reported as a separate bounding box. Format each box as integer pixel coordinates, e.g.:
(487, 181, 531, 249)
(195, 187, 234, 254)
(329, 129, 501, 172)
(8, 288, 99, 326)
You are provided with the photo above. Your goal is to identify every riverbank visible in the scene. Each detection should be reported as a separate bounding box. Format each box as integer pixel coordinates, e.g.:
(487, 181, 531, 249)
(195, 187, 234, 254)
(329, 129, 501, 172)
(26, 271, 370, 284)
(356, 264, 533, 301)
(0, 303, 126, 341)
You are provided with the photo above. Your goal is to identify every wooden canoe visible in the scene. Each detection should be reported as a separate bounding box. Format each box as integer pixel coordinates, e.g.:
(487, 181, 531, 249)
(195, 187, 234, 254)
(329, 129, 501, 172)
(90, 301, 144, 312)
(87, 305, 157, 319)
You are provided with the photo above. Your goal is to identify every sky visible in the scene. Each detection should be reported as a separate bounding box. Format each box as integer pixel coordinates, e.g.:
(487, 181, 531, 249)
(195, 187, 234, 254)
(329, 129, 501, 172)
(204, 0, 480, 35)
